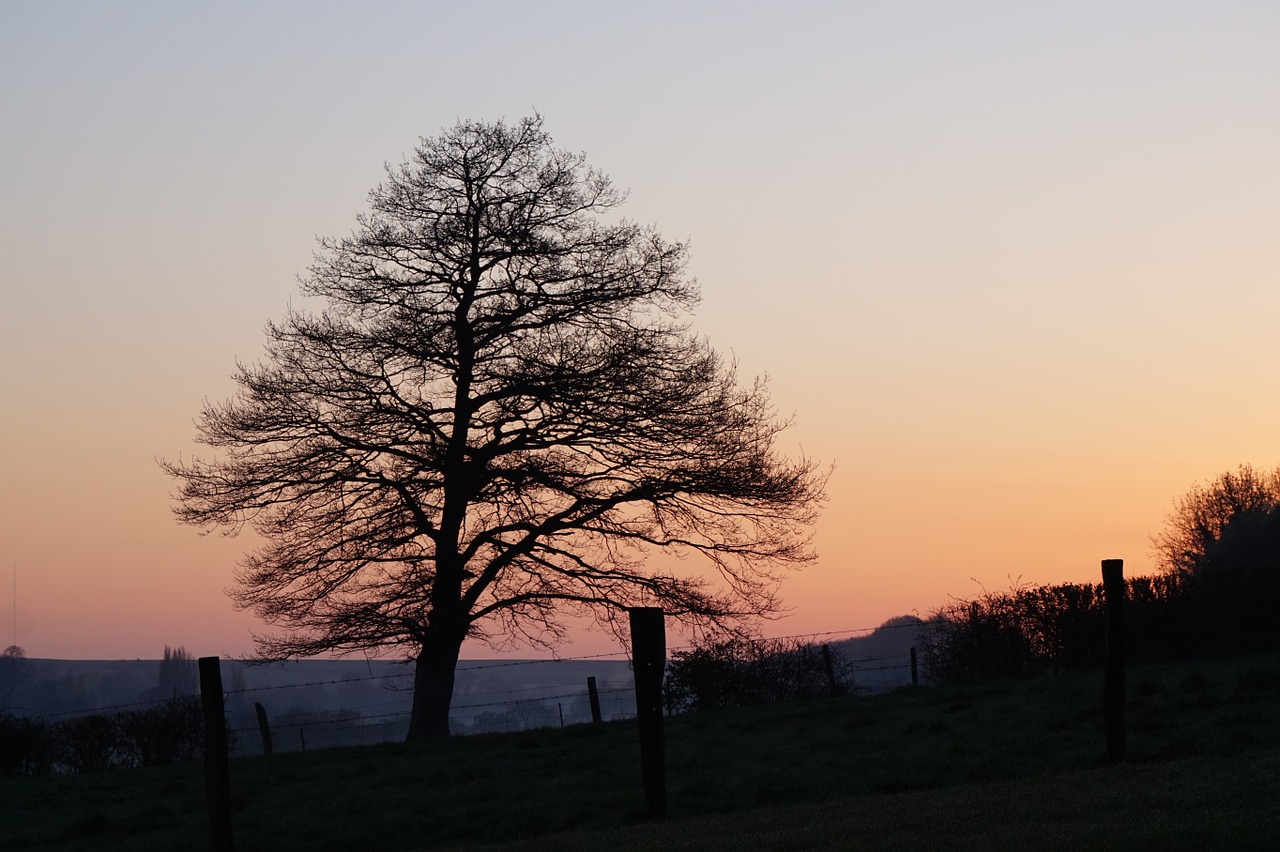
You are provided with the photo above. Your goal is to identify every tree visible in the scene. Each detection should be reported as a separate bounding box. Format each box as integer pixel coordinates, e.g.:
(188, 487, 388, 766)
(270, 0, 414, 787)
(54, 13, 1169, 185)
(1151, 464, 1280, 655)
(1152, 464, 1280, 579)
(156, 645, 197, 699)
(165, 116, 826, 739)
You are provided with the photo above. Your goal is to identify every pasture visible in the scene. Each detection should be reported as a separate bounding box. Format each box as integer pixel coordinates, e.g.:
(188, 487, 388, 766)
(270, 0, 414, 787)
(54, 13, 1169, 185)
(4, 654, 1278, 851)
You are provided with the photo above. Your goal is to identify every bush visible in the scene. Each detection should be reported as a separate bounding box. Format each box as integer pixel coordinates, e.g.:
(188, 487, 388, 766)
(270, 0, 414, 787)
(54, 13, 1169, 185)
(3, 696, 206, 777)
(115, 696, 204, 767)
(665, 637, 849, 713)
(918, 581, 1107, 684)
(0, 712, 53, 777)
(56, 713, 125, 774)
(919, 565, 1278, 686)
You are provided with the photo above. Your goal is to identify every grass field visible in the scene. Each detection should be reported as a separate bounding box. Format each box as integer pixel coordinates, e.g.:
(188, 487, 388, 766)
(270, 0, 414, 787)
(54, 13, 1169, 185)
(5, 654, 1279, 851)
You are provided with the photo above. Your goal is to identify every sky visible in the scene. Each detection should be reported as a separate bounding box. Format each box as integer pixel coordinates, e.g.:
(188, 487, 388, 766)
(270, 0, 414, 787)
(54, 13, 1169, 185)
(2, 1, 1278, 661)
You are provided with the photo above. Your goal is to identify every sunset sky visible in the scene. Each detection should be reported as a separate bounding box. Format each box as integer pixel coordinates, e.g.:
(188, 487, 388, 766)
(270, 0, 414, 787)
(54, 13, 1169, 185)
(2, 2, 1278, 661)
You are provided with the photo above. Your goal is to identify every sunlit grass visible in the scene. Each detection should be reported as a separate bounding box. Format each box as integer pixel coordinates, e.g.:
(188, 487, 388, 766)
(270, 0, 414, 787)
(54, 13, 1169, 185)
(4, 654, 1278, 851)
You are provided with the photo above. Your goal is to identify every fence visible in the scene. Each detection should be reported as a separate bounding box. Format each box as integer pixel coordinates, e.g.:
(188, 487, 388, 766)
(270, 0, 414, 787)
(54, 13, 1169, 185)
(222, 679, 641, 755)
(0, 619, 923, 776)
(207, 630, 920, 756)
(11, 561, 1280, 852)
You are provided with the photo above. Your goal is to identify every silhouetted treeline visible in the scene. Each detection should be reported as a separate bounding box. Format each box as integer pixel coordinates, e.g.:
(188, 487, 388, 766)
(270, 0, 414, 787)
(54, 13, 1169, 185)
(1, 644, 204, 777)
(0, 695, 203, 777)
(664, 637, 853, 713)
(920, 567, 1280, 684)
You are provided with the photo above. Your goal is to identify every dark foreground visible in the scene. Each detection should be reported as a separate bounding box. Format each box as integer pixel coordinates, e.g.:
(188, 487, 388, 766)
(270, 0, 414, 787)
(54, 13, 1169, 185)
(4, 655, 1279, 851)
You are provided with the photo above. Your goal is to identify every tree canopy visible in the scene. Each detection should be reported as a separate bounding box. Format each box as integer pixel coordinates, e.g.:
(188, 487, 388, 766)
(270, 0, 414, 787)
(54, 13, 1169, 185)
(165, 116, 826, 738)
(1151, 464, 1280, 579)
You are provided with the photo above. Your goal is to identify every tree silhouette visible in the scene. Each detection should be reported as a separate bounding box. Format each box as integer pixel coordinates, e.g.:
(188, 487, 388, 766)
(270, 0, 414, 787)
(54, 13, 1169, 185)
(1151, 465, 1280, 653)
(1152, 464, 1280, 579)
(156, 645, 197, 699)
(165, 116, 825, 739)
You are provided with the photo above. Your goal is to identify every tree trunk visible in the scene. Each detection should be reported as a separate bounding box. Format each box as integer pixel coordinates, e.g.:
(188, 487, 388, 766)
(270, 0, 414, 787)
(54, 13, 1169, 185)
(406, 634, 464, 741)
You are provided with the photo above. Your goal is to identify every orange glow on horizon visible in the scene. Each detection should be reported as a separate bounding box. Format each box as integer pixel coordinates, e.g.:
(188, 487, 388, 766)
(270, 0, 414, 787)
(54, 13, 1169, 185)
(4, 3, 1278, 660)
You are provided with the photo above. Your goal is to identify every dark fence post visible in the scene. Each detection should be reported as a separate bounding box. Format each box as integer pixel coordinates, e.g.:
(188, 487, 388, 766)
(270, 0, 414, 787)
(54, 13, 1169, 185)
(587, 676, 603, 724)
(629, 607, 667, 817)
(254, 702, 273, 756)
(910, 647, 919, 687)
(1102, 558, 1126, 763)
(820, 644, 839, 696)
(198, 656, 235, 852)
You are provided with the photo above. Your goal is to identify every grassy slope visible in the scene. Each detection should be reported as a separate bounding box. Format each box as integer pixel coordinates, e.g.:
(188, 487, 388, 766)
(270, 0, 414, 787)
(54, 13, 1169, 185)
(500, 746, 1280, 852)
(5, 655, 1279, 851)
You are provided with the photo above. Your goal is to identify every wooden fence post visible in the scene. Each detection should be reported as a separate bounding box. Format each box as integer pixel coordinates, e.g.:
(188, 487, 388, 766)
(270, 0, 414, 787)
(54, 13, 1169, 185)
(910, 647, 919, 687)
(198, 656, 235, 852)
(587, 676, 603, 724)
(820, 644, 839, 696)
(629, 607, 667, 817)
(1102, 558, 1126, 763)
(254, 702, 273, 756)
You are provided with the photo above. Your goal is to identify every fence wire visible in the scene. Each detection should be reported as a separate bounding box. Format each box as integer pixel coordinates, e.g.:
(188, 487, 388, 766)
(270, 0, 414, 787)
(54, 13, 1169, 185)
(4, 621, 925, 770)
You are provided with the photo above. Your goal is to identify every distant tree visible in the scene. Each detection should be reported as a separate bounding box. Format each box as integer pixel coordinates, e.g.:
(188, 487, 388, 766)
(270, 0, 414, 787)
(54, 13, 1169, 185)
(0, 645, 26, 711)
(164, 115, 826, 739)
(156, 645, 198, 698)
(505, 698, 560, 732)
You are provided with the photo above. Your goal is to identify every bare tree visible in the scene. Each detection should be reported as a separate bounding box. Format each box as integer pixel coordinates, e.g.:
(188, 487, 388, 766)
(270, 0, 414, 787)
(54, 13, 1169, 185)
(164, 116, 826, 739)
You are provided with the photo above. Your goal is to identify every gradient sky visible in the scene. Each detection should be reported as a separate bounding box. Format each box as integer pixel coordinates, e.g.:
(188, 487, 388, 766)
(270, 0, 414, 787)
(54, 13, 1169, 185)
(2, 2, 1278, 660)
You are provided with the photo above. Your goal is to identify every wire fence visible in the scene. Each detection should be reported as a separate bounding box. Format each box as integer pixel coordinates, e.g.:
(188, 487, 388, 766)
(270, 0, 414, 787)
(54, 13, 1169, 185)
(222, 681, 644, 754)
(1, 619, 925, 770)
(216, 645, 918, 755)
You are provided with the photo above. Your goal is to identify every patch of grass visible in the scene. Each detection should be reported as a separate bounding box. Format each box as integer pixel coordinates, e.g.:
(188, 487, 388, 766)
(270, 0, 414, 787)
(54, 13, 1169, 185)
(484, 745, 1280, 852)
(59, 810, 113, 842)
(1179, 669, 1211, 692)
(1235, 660, 1280, 696)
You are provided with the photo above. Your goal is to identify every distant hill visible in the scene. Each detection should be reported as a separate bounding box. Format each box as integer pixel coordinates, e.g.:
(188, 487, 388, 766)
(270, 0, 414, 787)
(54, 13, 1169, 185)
(829, 615, 926, 693)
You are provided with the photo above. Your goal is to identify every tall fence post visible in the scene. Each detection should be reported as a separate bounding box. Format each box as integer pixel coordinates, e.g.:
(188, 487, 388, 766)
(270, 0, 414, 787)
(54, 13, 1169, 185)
(910, 647, 919, 687)
(198, 656, 235, 852)
(820, 644, 839, 696)
(254, 702, 273, 756)
(1102, 558, 1126, 763)
(629, 607, 667, 817)
(587, 676, 603, 724)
